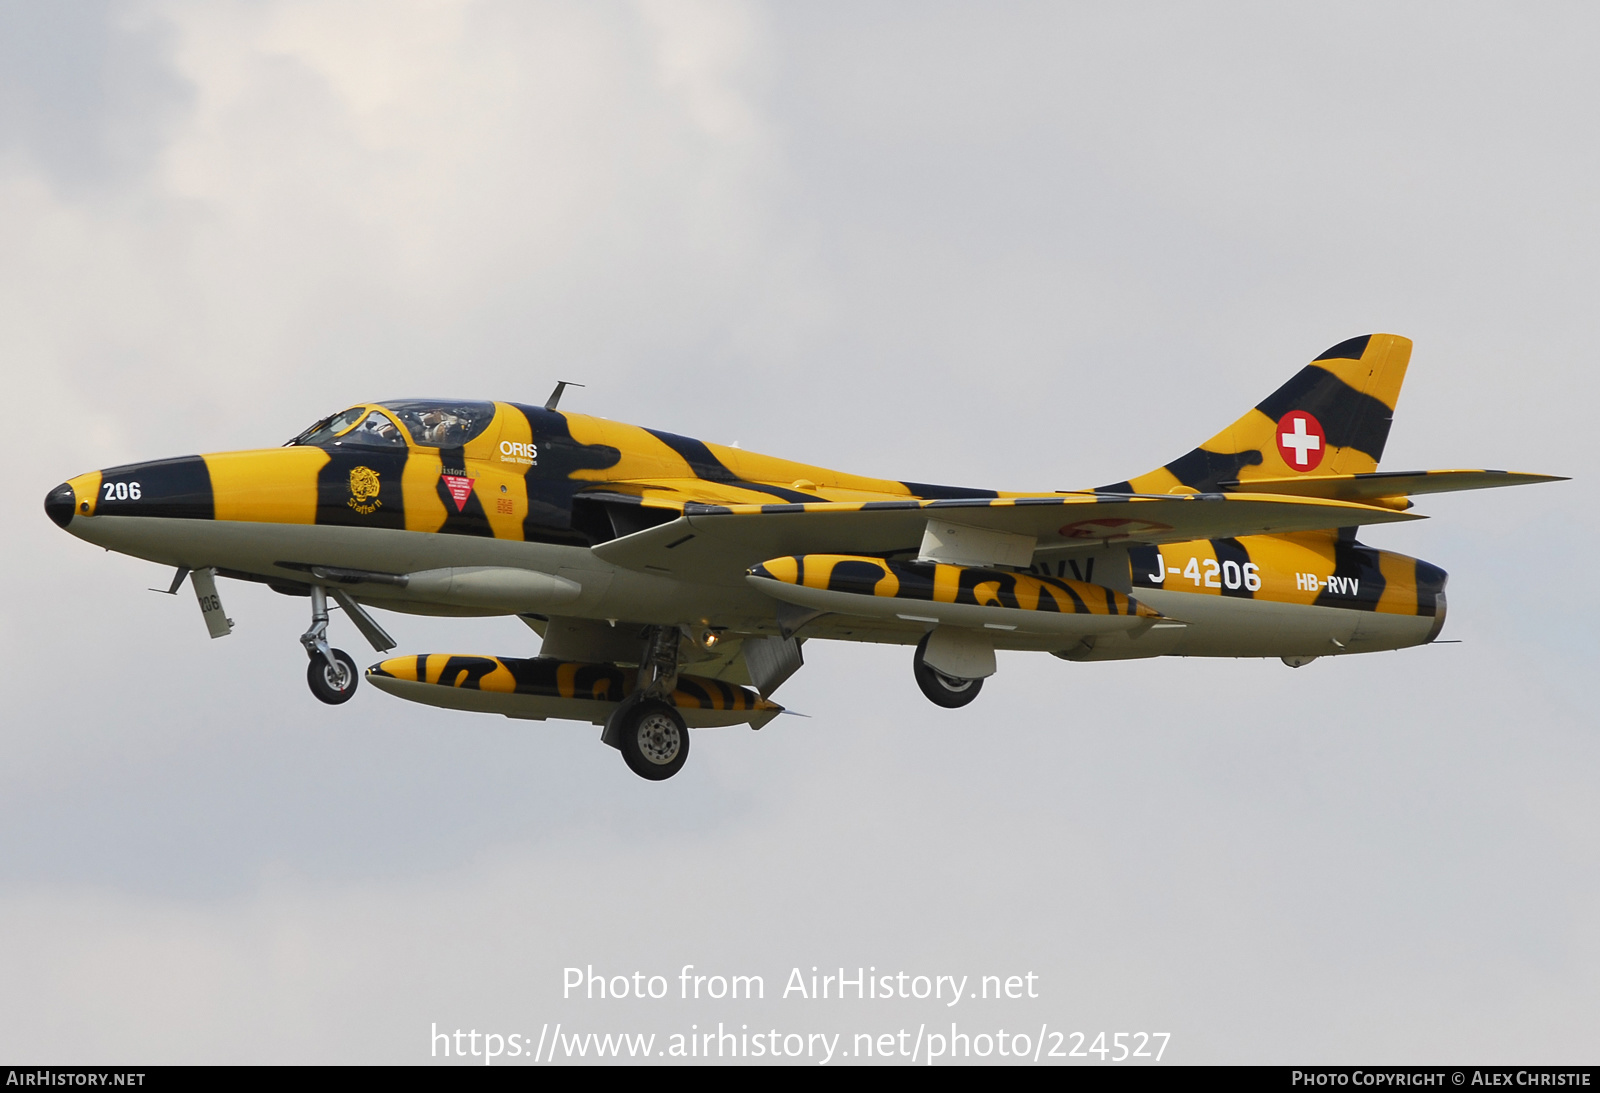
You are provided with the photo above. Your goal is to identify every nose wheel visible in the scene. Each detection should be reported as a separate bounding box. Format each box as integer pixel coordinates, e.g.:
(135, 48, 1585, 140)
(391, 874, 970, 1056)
(307, 648, 359, 704)
(300, 585, 360, 704)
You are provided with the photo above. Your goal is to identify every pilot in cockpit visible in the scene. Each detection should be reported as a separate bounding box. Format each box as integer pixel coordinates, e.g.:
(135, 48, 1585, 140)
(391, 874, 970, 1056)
(351, 412, 404, 445)
(409, 409, 471, 447)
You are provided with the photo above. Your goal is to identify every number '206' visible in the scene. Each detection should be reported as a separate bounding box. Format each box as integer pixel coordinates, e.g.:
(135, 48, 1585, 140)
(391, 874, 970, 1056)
(103, 481, 141, 501)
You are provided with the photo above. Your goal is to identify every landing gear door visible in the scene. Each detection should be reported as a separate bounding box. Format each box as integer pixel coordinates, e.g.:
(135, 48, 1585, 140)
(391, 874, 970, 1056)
(743, 635, 804, 697)
(191, 568, 233, 639)
(1028, 544, 1133, 593)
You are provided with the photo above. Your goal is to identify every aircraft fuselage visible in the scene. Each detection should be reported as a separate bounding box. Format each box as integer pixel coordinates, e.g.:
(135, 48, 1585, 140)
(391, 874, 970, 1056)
(45, 399, 1445, 664)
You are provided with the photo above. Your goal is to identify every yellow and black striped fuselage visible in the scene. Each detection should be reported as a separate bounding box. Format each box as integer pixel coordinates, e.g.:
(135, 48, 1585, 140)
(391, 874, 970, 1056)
(47, 398, 1445, 660)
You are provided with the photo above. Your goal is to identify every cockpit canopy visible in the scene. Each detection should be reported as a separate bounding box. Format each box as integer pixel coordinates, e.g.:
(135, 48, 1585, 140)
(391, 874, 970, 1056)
(287, 400, 497, 450)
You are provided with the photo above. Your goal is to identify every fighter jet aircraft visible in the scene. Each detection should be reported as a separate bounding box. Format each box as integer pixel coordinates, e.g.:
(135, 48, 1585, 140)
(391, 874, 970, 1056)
(44, 334, 1561, 779)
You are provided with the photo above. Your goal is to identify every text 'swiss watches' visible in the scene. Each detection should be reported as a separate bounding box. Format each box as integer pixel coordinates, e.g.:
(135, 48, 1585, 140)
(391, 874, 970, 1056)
(45, 335, 1563, 780)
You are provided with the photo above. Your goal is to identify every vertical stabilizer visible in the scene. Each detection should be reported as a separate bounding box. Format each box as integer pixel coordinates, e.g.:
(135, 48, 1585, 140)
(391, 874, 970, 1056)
(1098, 334, 1412, 494)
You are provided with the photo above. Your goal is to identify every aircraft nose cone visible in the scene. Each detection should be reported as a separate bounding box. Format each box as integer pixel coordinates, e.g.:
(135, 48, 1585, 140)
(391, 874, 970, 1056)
(44, 482, 76, 528)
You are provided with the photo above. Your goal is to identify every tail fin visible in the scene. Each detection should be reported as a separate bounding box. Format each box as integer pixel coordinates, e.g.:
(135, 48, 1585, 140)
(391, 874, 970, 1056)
(1098, 333, 1412, 494)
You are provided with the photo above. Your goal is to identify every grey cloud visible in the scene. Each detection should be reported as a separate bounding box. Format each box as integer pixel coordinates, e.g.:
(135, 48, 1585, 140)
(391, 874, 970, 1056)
(0, 0, 190, 189)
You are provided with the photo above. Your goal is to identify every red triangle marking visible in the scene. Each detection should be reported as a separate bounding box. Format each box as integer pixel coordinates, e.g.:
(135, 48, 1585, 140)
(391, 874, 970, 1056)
(442, 475, 475, 512)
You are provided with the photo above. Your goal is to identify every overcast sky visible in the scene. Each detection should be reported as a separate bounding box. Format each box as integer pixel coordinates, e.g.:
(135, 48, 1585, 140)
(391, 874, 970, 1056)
(2, 0, 1595, 1065)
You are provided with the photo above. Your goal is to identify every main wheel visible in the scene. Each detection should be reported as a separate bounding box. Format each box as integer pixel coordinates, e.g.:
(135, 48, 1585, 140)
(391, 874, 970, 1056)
(616, 699, 690, 780)
(913, 634, 983, 708)
(307, 648, 359, 705)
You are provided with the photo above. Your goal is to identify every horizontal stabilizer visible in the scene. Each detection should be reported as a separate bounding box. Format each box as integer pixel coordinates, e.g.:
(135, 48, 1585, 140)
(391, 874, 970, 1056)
(1217, 469, 1566, 502)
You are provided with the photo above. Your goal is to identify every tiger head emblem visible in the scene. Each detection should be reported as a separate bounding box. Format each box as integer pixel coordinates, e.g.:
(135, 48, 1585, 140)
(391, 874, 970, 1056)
(347, 466, 382, 514)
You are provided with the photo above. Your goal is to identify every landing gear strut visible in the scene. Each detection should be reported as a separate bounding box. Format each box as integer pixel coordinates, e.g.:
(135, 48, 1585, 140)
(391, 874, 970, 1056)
(603, 625, 691, 780)
(300, 585, 358, 704)
(913, 632, 983, 708)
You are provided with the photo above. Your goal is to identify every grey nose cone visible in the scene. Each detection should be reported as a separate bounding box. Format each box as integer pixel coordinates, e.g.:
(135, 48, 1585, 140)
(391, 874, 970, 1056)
(45, 482, 75, 528)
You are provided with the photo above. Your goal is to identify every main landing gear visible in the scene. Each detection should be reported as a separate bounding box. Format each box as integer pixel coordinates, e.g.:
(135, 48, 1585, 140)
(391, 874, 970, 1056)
(301, 585, 358, 704)
(612, 697, 690, 780)
(603, 625, 691, 781)
(913, 632, 983, 708)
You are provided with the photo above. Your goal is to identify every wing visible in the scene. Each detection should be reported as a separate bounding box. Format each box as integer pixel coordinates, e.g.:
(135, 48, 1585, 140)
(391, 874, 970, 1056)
(589, 491, 1423, 584)
(1216, 469, 1566, 503)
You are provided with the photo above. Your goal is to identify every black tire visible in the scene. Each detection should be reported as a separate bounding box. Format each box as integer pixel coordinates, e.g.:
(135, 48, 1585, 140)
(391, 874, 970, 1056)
(307, 648, 359, 705)
(913, 633, 983, 708)
(616, 699, 690, 780)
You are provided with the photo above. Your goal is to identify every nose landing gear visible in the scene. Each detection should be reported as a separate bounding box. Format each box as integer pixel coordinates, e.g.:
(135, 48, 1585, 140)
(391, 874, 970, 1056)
(300, 585, 358, 704)
(307, 648, 359, 704)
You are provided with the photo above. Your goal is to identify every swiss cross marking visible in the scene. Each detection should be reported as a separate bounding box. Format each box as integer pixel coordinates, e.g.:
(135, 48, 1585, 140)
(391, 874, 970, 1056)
(1276, 410, 1326, 472)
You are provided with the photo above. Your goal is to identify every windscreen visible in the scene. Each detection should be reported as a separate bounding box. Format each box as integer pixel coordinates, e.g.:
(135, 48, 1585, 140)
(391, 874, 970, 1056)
(287, 407, 408, 449)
